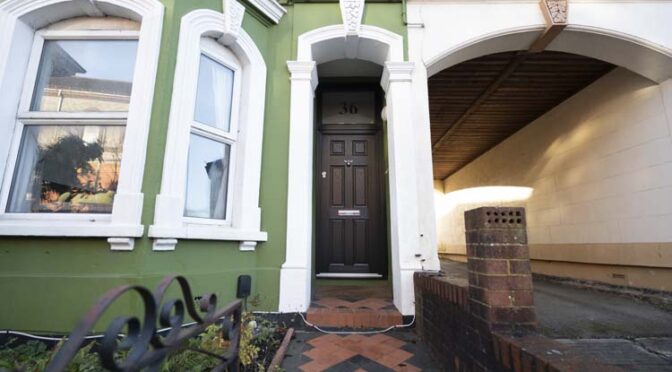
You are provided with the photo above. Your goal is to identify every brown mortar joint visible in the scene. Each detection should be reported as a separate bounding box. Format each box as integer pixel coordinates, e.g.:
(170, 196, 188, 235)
(465, 207, 537, 333)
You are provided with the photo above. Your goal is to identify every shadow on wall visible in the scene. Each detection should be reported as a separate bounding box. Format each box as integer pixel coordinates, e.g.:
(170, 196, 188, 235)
(434, 185, 534, 255)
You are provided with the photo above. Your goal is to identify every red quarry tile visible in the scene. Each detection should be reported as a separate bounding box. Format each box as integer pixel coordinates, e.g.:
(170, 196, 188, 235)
(297, 332, 429, 371)
(307, 334, 342, 347)
(377, 349, 414, 369)
(299, 360, 333, 372)
(380, 336, 406, 349)
(306, 292, 401, 328)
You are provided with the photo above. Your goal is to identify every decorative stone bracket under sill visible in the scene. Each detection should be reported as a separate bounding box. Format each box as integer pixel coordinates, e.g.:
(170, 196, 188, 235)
(148, 225, 268, 252)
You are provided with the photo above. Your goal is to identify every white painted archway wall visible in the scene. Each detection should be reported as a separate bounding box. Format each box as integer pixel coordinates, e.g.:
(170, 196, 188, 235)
(405, 1, 672, 219)
(279, 25, 442, 315)
(407, 1, 672, 82)
(405, 0, 672, 287)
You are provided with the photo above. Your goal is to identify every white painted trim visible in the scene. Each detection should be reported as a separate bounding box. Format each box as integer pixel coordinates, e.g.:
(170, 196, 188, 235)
(315, 273, 383, 278)
(279, 60, 318, 312)
(149, 9, 268, 252)
(185, 37, 242, 227)
(415, 5, 672, 82)
(0, 0, 164, 250)
(244, 0, 286, 24)
(280, 24, 430, 316)
(149, 225, 268, 241)
(108, 237, 135, 251)
(239, 241, 257, 251)
(0, 222, 142, 237)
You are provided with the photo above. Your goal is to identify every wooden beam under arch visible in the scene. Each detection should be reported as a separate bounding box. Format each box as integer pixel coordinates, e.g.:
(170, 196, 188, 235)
(431, 0, 569, 155)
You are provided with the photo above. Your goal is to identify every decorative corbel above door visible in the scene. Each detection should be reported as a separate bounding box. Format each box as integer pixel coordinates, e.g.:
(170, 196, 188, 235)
(340, 0, 365, 58)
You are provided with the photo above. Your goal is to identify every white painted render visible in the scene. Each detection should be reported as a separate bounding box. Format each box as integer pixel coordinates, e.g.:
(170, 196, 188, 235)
(407, 1, 672, 82)
(406, 0, 672, 287)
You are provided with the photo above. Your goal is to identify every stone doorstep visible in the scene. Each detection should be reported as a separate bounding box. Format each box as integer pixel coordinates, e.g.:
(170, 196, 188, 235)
(306, 307, 403, 329)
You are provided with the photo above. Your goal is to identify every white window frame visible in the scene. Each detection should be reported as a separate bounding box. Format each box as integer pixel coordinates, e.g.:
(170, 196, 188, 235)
(184, 39, 241, 227)
(0, 0, 164, 250)
(149, 9, 268, 252)
(0, 28, 138, 220)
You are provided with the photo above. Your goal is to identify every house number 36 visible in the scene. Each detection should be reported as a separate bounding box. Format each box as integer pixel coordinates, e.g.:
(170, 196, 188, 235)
(339, 102, 359, 115)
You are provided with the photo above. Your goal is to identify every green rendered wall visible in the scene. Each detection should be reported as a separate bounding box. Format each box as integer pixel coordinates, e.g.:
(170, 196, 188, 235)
(0, 0, 406, 333)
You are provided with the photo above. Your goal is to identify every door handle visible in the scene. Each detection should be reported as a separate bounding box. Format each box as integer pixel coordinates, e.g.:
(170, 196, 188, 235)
(344, 160, 353, 167)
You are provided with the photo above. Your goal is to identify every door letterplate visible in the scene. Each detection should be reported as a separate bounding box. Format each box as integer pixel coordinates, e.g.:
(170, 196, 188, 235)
(338, 209, 361, 216)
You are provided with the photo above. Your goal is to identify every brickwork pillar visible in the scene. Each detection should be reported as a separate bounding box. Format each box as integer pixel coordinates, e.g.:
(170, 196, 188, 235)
(465, 207, 537, 333)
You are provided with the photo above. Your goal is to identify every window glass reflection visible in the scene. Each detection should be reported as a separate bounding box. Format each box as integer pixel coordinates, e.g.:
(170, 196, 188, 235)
(194, 55, 234, 132)
(185, 134, 231, 220)
(31, 40, 138, 112)
(7, 125, 125, 213)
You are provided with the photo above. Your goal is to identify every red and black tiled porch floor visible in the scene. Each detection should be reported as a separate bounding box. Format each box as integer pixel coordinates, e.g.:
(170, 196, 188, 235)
(281, 284, 439, 371)
(280, 330, 438, 371)
(306, 284, 403, 329)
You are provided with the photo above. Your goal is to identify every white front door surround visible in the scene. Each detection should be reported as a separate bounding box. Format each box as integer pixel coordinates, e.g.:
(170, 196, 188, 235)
(278, 24, 441, 315)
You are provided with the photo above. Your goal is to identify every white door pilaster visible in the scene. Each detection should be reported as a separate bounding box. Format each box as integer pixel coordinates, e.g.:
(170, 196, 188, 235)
(410, 62, 442, 272)
(381, 61, 423, 315)
(279, 61, 318, 312)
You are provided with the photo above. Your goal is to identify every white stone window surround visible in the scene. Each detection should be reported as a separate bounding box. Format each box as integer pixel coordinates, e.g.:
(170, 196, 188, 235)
(185, 38, 242, 227)
(148, 9, 268, 252)
(0, 0, 164, 251)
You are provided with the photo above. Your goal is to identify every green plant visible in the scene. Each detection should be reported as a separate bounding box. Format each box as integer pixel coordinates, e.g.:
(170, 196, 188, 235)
(0, 338, 103, 372)
(0, 314, 285, 372)
(239, 312, 260, 367)
(161, 324, 229, 371)
(0, 339, 50, 371)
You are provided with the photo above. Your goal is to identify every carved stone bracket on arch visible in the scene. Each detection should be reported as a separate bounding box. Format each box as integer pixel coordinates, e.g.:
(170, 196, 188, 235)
(540, 0, 568, 26)
(219, 0, 246, 46)
(529, 0, 568, 53)
(340, 0, 365, 58)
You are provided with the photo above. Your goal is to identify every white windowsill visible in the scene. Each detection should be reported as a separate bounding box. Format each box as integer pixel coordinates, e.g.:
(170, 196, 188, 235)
(148, 223, 268, 251)
(0, 220, 143, 237)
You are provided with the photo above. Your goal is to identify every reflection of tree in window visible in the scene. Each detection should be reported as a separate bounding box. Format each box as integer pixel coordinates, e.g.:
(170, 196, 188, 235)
(7, 126, 124, 214)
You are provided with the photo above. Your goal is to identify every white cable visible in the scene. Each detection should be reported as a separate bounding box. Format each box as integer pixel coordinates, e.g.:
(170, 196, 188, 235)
(297, 311, 415, 335)
(3, 311, 414, 341)
(1, 321, 201, 343)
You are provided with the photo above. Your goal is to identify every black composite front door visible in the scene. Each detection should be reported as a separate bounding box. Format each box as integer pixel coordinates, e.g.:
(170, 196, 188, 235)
(316, 133, 387, 277)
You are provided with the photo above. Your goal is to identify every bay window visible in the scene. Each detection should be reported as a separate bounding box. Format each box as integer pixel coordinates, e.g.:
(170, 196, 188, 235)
(3, 36, 137, 215)
(0, 0, 164, 250)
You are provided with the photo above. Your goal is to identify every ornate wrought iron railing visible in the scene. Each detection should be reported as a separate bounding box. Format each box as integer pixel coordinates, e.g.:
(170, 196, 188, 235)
(45, 275, 242, 372)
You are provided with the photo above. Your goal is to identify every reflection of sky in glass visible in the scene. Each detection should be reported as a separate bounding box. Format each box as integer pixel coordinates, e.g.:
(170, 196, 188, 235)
(57, 40, 137, 81)
(194, 55, 234, 131)
(184, 134, 230, 220)
(31, 40, 138, 112)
